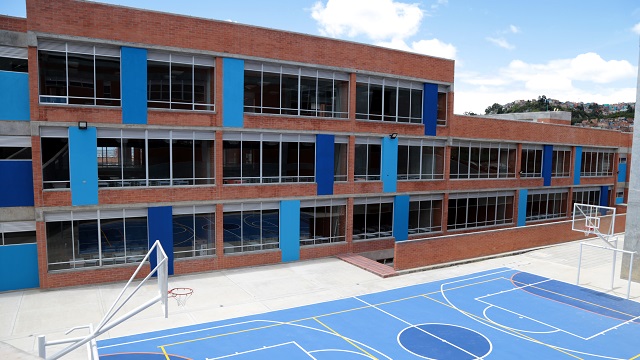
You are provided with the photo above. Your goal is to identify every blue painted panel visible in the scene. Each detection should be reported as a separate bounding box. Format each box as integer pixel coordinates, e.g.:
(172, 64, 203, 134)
(542, 145, 553, 186)
(121, 47, 148, 124)
(393, 195, 409, 241)
(381, 137, 398, 193)
(600, 186, 609, 208)
(0, 71, 29, 121)
(280, 200, 300, 262)
(422, 83, 438, 136)
(148, 206, 174, 275)
(518, 189, 528, 226)
(0, 161, 34, 207)
(316, 134, 334, 195)
(616, 197, 624, 205)
(618, 163, 627, 183)
(69, 127, 98, 206)
(574, 146, 582, 185)
(0, 244, 39, 291)
(223, 58, 244, 127)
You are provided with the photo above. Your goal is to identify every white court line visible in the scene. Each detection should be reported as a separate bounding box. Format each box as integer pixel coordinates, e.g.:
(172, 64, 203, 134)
(474, 278, 551, 300)
(586, 313, 640, 340)
(310, 348, 385, 358)
(482, 305, 560, 334)
(205, 341, 316, 360)
(354, 296, 487, 359)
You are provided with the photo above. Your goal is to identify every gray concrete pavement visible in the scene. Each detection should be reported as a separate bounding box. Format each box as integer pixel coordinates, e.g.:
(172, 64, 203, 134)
(1, 234, 638, 359)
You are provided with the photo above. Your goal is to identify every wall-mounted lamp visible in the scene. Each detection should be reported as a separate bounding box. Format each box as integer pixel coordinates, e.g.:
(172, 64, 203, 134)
(389, 133, 398, 139)
(78, 121, 88, 130)
(518, 170, 524, 175)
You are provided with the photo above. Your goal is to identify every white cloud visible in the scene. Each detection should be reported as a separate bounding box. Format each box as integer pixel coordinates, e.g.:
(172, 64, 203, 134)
(455, 53, 637, 114)
(311, 0, 423, 40)
(486, 37, 514, 50)
(378, 38, 457, 60)
(633, 22, 640, 35)
(509, 25, 520, 34)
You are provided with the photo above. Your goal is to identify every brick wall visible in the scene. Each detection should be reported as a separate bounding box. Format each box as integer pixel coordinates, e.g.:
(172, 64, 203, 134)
(26, 0, 454, 83)
(0, 15, 27, 32)
(394, 214, 626, 270)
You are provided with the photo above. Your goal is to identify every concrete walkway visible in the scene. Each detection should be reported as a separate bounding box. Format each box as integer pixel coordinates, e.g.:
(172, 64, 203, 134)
(1, 235, 638, 359)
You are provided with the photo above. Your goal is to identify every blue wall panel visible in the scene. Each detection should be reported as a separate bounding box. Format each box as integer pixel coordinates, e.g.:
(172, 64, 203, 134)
(618, 163, 627, 183)
(393, 195, 409, 241)
(0, 161, 34, 207)
(69, 127, 98, 206)
(518, 189, 528, 226)
(148, 206, 174, 275)
(542, 145, 553, 186)
(574, 146, 582, 185)
(121, 47, 148, 124)
(616, 197, 624, 205)
(223, 58, 244, 128)
(422, 83, 438, 136)
(316, 135, 335, 195)
(600, 186, 609, 208)
(381, 137, 398, 193)
(280, 200, 300, 262)
(0, 71, 29, 121)
(0, 244, 39, 291)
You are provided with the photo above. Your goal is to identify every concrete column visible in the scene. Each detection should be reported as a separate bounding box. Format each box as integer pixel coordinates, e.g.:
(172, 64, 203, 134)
(622, 40, 640, 281)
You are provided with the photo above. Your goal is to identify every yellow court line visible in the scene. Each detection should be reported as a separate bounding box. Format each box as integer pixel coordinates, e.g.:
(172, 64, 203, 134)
(629, 353, 640, 360)
(511, 279, 640, 319)
(420, 294, 583, 360)
(312, 317, 378, 360)
(161, 323, 283, 347)
(160, 345, 170, 360)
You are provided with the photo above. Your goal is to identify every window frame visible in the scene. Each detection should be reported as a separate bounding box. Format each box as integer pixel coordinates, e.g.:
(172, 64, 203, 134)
(38, 40, 121, 106)
(449, 140, 517, 179)
(355, 75, 423, 123)
(223, 202, 280, 254)
(520, 144, 543, 178)
(581, 147, 615, 177)
(397, 138, 445, 180)
(408, 194, 443, 235)
(447, 191, 514, 231)
(300, 198, 347, 246)
(352, 196, 394, 240)
(172, 205, 216, 258)
(354, 137, 382, 181)
(525, 189, 569, 222)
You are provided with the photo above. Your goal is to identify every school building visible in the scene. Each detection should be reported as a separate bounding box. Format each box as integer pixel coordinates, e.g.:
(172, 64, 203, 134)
(0, 0, 631, 291)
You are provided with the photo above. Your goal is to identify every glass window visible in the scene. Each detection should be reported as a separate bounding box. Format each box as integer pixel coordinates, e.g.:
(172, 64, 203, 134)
(450, 141, 517, 179)
(45, 210, 149, 271)
(97, 130, 214, 188)
(521, 146, 543, 178)
(552, 148, 571, 177)
(437, 92, 447, 125)
(526, 190, 568, 222)
(223, 204, 279, 254)
(397, 139, 445, 180)
(352, 197, 394, 240)
(38, 42, 121, 106)
(0, 56, 28, 72)
(3, 231, 36, 245)
(173, 209, 215, 258)
(408, 198, 442, 235)
(334, 141, 348, 182)
(244, 63, 348, 118)
(0, 146, 31, 160)
(354, 141, 381, 181)
(572, 188, 601, 208)
(300, 199, 347, 246)
(41, 137, 70, 189)
(448, 192, 514, 230)
(355, 76, 422, 123)
(581, 148, 614, 177)
(147, 54, 214, 111)
(222, 134, 315, 184)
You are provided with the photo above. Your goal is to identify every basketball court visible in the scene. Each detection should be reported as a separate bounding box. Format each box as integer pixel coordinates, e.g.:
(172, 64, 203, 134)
(96, 267, 640, 359)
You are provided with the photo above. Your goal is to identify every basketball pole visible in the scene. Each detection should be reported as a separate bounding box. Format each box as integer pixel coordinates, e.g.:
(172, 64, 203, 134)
(621, 37, 640, 282)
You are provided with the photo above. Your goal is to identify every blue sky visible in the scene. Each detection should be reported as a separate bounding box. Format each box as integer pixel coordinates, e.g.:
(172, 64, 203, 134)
(2, 0, 640, 114)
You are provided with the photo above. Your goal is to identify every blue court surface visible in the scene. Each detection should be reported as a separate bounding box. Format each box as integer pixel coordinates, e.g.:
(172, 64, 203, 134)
(97, 268, 640, 359)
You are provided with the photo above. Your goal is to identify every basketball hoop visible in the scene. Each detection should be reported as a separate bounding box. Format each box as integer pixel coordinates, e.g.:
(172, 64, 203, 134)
(168, 287, 193, 307)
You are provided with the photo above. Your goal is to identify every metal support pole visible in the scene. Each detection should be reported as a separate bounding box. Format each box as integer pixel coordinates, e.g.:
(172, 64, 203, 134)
(577, 243, 584, 285)
(37, 335, 46, 358)
(628, 252, 634, 299)
(611, 237, 617, 291)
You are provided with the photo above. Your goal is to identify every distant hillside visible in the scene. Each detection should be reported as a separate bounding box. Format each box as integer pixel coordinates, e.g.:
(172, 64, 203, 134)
(481, 95, 634, 125)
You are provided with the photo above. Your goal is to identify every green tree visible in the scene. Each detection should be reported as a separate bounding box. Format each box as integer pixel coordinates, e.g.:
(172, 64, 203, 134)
(485, 103, 504, 115)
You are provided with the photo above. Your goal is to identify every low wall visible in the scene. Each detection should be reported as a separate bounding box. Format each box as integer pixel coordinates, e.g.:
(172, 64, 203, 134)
(394, 214, 626, 271)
